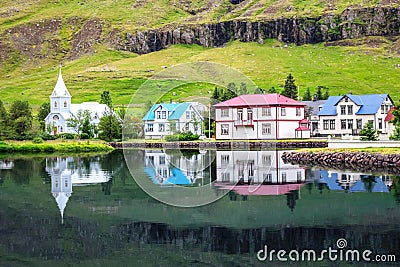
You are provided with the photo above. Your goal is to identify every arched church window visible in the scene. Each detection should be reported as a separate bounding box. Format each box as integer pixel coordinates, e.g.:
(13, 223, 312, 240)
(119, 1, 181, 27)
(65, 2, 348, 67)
(54, 101, 57, 108)
(60, 126, 63, 132)
(53, 115, 59, 120)
(64, 101, 67, 108)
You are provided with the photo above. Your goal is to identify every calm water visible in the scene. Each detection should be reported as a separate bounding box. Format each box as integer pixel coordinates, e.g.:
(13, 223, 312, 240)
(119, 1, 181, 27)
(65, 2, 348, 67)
(0, 149, 399, 266)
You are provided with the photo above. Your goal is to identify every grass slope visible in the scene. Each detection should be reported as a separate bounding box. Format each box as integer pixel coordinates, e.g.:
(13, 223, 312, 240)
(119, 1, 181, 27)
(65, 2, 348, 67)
(0, 38, 399, 113)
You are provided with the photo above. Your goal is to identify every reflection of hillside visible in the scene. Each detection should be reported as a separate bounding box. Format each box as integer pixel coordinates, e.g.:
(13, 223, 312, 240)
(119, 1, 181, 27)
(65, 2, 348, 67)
(46, 157, 112, 223)
(143, 149, 211, 186)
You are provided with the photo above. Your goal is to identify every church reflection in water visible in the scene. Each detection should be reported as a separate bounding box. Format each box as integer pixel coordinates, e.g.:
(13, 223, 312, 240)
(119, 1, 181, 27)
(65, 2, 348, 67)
(46, 156, 112, 223)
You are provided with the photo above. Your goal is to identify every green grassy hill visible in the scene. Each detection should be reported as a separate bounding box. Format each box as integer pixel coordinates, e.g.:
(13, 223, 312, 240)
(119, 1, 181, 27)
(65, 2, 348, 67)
(0, 0, 399, 114)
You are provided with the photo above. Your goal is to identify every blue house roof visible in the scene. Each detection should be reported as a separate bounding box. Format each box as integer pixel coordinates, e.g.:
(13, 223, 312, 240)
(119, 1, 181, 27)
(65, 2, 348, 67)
(142, 102, 192, 121)
(144, 167, 192, 185)
(318, 94, 390, 116)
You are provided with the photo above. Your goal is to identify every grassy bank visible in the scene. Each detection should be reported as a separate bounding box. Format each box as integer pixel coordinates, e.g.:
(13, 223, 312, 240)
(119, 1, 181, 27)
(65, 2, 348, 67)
(0, 140, 114, 153)
(297, 147, 400, 155)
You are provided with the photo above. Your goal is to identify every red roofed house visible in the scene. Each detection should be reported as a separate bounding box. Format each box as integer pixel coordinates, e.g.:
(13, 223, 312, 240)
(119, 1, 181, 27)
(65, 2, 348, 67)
(214, 93, 310, 140)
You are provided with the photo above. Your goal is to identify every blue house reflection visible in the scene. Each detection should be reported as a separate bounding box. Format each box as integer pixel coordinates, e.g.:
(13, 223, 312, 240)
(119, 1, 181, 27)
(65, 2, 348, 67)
(316, 169, 392, 193)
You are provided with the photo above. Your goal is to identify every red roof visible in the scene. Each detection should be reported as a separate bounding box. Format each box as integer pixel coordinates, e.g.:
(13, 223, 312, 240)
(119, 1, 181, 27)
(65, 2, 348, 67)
(385, 107, 395, 122)
(295, 126, 310, 131)
(214, 93, 306, 107)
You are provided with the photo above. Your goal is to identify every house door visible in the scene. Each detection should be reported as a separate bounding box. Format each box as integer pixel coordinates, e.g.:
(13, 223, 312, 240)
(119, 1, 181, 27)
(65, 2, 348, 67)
(54, 126, 58, 135)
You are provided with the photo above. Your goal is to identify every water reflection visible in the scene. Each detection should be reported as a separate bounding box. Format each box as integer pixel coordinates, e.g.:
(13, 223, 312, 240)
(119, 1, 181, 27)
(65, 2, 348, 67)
(214, 150, 306, 196)
(309, 169, 392, 193)
(143, 149, 212, 186)
(46, 156, 112, 223)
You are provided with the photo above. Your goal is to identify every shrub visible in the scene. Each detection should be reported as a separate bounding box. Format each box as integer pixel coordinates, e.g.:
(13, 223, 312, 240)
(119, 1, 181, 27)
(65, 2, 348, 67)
(80, 133, 90, 139)
(40, 133, 58, 140)
(204, 130, 214, 138)
(32, 137, 44, 144)
(61, 133, 76, 140)
(164, 134, 180, 142)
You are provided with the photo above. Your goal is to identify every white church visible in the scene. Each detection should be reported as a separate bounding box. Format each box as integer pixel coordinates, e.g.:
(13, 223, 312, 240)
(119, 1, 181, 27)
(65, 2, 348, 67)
(45, 69, 111, 135)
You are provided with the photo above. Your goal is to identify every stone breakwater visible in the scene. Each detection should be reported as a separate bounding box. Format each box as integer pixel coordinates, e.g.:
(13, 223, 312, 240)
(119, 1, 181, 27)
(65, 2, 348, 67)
(111, 141, 327, 150)
(282, 151, 400, 174)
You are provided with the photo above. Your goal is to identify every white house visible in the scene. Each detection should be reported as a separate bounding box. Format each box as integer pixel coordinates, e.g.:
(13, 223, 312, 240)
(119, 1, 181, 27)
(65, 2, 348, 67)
(45, 69, 111, 135)
(143, 102, 205, 139)
(317, 94, 394, 137)
(214, 150, 306, 195)
(214, 94, 310, 140)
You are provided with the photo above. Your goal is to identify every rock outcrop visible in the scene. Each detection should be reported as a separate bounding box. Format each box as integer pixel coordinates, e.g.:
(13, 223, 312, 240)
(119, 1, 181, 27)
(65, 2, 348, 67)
(117, 7, 400, 54)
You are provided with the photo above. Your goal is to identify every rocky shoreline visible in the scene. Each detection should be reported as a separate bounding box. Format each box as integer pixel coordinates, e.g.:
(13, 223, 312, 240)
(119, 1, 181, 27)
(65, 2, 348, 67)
(111, 141, 327, 150)
(282, 151, 400, 174)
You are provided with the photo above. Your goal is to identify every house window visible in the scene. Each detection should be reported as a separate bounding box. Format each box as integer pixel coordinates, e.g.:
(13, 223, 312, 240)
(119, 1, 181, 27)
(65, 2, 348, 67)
(340, 105, 346, 115)
(341, 119, 346, 129)
(221, 172, 230, 182)
(263, 155, 271, 165)
(356, 119, 362, 129)
(221, 109, 229, 117)
(221, 124, 229, 135)
(381, 105, 385, 114)
(53, 115, 59, 120)
(54, 101, 57, 108)
(378, 118, 382, 129)
(159, 156, 165, 165)
(159, 123, 165, 132)
(64, 101, 67, 108)
(147, 124, 154, 132)
(247, 109, 253, 121)
(347, 105, 353, 115)
(281, 107, 286, 116)
(347, 119, 353, 129)
(297, 171, 302, 182)
(221, 155, 230, 165)
(162, 111, 167, 119)
(263, 173, 272, 183)
(262, 123, 271, 135)
(344, 97, 348, 102)
(323, 120, 329, 130)
(186, 111, 191, 119)
(330, 120, 335, 130)
(296, 107, 301, 116)
(185, 123, 189, 132)
(282, 172, 287, 183)
(237, 109, 243, 121)
(262, 107, 271, 116)
(156, 111, 161, 119)
(60, 126, 63, 132)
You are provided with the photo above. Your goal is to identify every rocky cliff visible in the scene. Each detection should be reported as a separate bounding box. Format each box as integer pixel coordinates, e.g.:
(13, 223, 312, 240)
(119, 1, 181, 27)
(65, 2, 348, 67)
(119, 7, 400, 54)
(0, 6, 399, 65)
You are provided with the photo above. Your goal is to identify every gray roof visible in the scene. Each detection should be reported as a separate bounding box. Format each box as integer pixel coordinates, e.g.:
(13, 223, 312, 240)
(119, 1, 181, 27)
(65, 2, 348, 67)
(302, 100, 327, 116)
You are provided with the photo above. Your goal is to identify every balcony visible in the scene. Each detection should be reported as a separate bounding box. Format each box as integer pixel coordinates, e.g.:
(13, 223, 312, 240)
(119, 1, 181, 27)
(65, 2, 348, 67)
(234, 120, 254, 128)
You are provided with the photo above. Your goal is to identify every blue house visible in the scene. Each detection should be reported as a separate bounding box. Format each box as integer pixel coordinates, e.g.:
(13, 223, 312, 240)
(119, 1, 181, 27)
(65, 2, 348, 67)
(317, 94, 394, 136)
(143, 102, 205, 139)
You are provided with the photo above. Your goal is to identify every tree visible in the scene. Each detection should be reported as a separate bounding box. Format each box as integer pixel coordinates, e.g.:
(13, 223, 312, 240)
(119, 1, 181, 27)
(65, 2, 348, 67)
(0, 100, 9, 139)
(67, 109, 91, 136)
(323, 87, 330, 100)
(282, 74, 297, 99)
(267, 86, 277, 94)
(98, 112, 121, 141)
(389, 106, 400, 140)
(221, 88, 237, 101)
(359, 121, 379, 141)
(122, 115, 143, 139)
(227, 82, 237, 95)
(254, 87, 264, 94)
(143, 100, 154, 116)
(81, 110, 94, 138)
(302, 88, 312, 101)
(117, 105, 127, 121)
(37, 102, 50, 132)
(9, 100, 32, 135)
(100, 91, 113, 109)
(316, 86, 324, 100)
(211, 86, 220, 101)
(239, 82, 248, 95)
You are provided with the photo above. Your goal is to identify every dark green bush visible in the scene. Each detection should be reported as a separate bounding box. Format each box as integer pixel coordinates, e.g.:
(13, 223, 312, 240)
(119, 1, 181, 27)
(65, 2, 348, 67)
(164, 134, 179, 142)
(40, 133, 58, 140)
(80, 133, 90, 139)
(32, 137, 44, 144)
(60, 133, 76, 140)
(204, 130, 214, 138)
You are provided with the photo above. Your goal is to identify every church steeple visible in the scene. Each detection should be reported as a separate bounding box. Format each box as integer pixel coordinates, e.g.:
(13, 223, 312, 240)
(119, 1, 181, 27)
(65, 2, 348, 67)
(50, 67, 71, 113)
